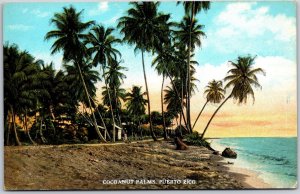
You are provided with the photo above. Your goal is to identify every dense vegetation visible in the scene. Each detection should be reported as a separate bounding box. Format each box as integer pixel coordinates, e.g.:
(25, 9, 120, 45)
(4, 2, 265, 146)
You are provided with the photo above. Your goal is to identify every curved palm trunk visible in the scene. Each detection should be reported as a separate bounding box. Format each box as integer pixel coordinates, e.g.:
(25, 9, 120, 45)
(162, 65, 188, 128)
(142, 50, 157, 141)
(25, 111, 36, 145)
(4, 107, 9, 146)
(161, 76, 167, 139)
(88, 97, 111, 140)
(76, 61, 106, 142)
(39, 118, 47, 144)
(192, 100, 208, 131)
(95, 106, 111, 141)
(11, 107, 21, 146)
(6, 117, 11, 146)
(102, 67, 117, 142)
(201, 95, 232, 139)
(113, 88, 123, 132)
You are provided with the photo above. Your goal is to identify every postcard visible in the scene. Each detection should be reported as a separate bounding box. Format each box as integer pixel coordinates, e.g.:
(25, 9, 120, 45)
(3, 0, 297, 190)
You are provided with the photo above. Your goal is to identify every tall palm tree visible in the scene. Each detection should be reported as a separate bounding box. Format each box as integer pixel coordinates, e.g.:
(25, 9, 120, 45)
(64, 61, 100, 108)
(201, 56, 266, 139)
(152, 46, 175, 139)
(192, 80, 225, 130)
(125, 86, 148, 135)
(174, 14, 206, 132)
(45, 6, 106, 142)
(4, 44, 47, 145)
(118, 2, 171, 141)
(85, 25, 121, 142)
(164, 84, 186, 123)
(104, 60, 127, 126)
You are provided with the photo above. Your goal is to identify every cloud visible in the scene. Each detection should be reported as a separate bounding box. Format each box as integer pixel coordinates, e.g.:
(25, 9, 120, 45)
(216, 2, 296, 41)
(88, 2, 109, 16)
(32, 52, 63, 70)
(8, 24, 33, 31)
(103, 14, 121, 25)
(204, 2, 296, 56)
(30, 9, 50, 18)
(98, 2, 108, 11)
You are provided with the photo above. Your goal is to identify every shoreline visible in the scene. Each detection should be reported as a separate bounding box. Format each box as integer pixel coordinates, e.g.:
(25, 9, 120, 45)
(210, 138, 275, 189)
(4, 140, 272, 190)
(219, 159, 272, 189)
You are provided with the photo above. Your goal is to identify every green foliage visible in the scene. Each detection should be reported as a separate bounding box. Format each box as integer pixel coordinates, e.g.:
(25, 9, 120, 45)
(184, 131, 210, 147)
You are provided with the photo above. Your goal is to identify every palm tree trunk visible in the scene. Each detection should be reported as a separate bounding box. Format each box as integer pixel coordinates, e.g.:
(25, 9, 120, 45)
(6, 114, 11, 146)
(192, 100, 208, 131)
(95, 106, 111, 141)
(141, 50, 157, 141)
(161, 76, 167, 139)
(25, 111, 36, 145)
(186, 10, 195, 134)
(11, 107, 21, 146)
(39, 118, 47, 144)
(75, 61, 106, 142)
(162, 63, 188, 128)
(201, 95, 232, 139)
(102, 67, 116, 142)
(4, 107, 9, 146)
(88, 97, 110, 140)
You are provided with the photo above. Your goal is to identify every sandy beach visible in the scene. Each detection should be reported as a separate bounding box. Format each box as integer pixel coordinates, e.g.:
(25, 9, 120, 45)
(5, 140, 268, 190)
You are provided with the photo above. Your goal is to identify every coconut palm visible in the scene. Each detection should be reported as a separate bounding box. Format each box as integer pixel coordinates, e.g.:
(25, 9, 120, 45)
(192, 80, 225, 130)
(118, 2, 171, 141)
(201, 56, 266, 139)
(152, 46, 175, 139)
(125, 86, 148, 135)
(85, 25, 121, 142)
(174, 15, 206, 132)
(164, 84, 186, 123)
(45, 6, 106, 141)
(64, 61, 100, 107)
(104, 60, 127, 126)
(4, 44, 47, 145)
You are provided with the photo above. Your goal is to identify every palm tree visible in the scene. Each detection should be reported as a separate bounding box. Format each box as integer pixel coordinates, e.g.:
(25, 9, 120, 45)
(174, 14, 206, 132)
(105, 59, 127, 122)
(152, 47, 174, 139)
(201, 56, 266, 139)
(192, 80, 225, 130)
(125, 86, 148, 136)
(118, 2, 171, 141)
(164, 85, 186, 125)
(64, 61, 100, 107)
(85, 25, 121, 142)
(45, 6, 106, 142)
(4, 44, 47, 145)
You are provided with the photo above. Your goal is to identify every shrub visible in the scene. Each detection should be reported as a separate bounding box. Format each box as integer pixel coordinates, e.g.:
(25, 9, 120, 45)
(184, 131, 210, 147)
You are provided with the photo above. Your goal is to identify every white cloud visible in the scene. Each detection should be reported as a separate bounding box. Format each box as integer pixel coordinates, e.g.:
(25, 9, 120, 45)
(215, 2, 296, 42)
(254, 56, 296, 91)
(30, 9, 50, 18)
(193, 56, 296, 103)
(204, 2, 296, 56)
(33, 52, 63, 70)
(98, 2, 108, 11)
(103, 14, 121, 25)
(88, 2, 109, 16)
(8, 24, 33, 31)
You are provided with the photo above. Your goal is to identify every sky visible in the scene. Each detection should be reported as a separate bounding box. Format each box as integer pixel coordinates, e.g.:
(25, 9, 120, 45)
(3, 1, 297, 137)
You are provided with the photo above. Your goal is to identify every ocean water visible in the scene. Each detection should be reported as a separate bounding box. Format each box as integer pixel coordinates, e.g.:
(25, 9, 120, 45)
(210, 137, 297, 188)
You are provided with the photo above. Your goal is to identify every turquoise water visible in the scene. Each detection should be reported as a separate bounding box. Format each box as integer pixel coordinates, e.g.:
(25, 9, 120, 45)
(211, 137, 297, 188)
